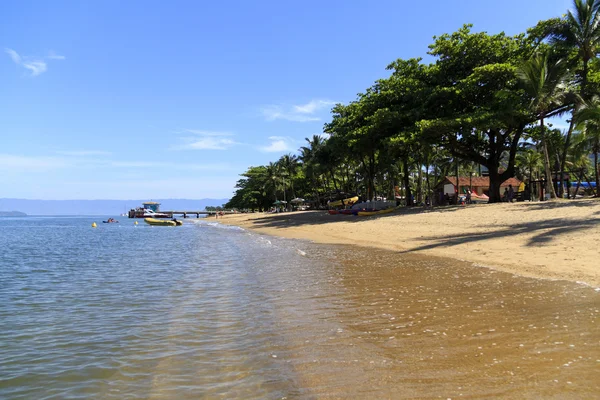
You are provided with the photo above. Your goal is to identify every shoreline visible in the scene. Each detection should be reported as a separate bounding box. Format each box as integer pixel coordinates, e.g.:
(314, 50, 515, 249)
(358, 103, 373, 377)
(218, 199, 600, 288)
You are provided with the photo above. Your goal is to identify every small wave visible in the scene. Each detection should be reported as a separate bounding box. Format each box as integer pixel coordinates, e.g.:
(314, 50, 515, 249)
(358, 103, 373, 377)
(191, 220, 245, 231)
(296, 249, 307, 257)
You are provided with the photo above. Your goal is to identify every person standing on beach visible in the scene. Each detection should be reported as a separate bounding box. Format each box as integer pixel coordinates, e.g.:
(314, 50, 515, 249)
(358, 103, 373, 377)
(508, 184, 514, 203)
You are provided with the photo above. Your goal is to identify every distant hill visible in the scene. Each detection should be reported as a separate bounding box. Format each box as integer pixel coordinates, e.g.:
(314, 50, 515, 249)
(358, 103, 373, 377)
(0, 211, 27, 217)
(0, 199, 229, 216)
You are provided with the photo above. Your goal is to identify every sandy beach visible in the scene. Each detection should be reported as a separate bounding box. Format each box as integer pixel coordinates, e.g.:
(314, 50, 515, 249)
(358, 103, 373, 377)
(219, 199, 600, 287)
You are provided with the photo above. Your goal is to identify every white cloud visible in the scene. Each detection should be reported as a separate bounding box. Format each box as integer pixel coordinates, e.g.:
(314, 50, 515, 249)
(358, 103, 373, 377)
(185, 137, 238, 150)
(47, 50, 65, 60)
(293, 99, 336, 114)
(259, 136, 296, 153)
(5, 47, 63, 77)
(261, 99, 336, 122)
(5, 48, 21, 64)
(173, 129, 240, 150)
(22, 61, 47, 76)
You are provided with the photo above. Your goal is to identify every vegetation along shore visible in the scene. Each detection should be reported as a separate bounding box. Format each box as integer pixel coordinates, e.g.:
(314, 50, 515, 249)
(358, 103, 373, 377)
(226, 0, 600, 211)
(222, 0, 600, 287)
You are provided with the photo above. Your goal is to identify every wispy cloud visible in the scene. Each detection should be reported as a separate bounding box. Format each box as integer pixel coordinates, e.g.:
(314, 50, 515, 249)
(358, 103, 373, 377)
(47, 50, 65, 60)
(0, 154, 70, 170)
(0, 152, 235, 173)
(260, 99, 336, 122)
(5, 48, 20, 64)
(109, 160, 235, 171)
(5, 48, 63, 77)
(173, 130, 240, 150)
(56, 150, 112, 156)
(22, 61, 47, 76)
(259, 136, 296, 153)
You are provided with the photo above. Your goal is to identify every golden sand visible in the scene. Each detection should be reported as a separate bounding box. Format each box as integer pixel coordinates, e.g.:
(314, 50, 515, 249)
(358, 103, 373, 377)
(219, 199, 600, 287)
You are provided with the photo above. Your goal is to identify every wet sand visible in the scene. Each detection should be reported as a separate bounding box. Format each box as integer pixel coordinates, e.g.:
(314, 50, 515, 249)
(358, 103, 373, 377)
(219, 199, 600, 287)
(272, 245, 600, 399)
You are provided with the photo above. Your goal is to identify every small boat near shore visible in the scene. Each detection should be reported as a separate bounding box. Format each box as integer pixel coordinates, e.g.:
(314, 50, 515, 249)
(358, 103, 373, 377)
(357, 208, 395, 217)
(144, 218, 183, 226)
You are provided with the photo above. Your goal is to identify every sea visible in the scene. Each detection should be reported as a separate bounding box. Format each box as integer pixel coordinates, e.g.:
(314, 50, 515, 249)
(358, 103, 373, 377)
(0, 216, 598, 399)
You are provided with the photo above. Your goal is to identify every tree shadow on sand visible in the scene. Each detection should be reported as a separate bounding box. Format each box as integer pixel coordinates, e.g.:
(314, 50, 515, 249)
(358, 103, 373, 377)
(398, 216, 600, 254)
(245, 206, 463, 230)
(507, 198, 600, 211)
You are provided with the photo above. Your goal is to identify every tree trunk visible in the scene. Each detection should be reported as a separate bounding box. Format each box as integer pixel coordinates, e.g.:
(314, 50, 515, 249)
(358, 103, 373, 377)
(540, 117, 557, 199)
(559, 116, 576, 198)
(403, 158, 413, 206)
(368, 153, 376, 201)
(425, 164, 432, 208)
(487, 166, 503, 203)
(595, 151, 599, 197)
(573, 169, 583, 199)
(416, 164, 423, 204)
(529, 170, 533, 201)
(454, 156, 460, 205)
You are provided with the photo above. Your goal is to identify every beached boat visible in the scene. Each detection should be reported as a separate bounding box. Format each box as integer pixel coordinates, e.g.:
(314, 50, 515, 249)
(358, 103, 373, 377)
(357, 208, 395, 217)
(144, 218, 182, 226)
(339, 209, 358, 215)
(328, 196, 359, 208)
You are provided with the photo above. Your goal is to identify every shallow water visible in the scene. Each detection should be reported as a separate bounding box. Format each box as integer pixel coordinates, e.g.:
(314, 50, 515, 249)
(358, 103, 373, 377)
(0, 217, 598, 399)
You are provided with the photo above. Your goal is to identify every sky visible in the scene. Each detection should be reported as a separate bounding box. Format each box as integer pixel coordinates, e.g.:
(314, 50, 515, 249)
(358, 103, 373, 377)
(0, 0, 572, 200)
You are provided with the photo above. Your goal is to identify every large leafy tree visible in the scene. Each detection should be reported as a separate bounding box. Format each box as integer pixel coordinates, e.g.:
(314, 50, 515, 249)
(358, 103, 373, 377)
(419, 25, 534, 202)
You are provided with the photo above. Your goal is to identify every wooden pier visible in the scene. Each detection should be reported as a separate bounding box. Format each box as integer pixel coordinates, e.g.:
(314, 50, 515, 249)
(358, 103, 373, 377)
(162, 210, 233, 218)
(128, 201, 233, 218)
(128, 209, 233, 218)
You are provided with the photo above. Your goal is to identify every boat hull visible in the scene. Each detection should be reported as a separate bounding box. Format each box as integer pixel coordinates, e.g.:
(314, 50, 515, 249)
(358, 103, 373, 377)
(357, 208, 395, 217)
(144, 218, 180, 226)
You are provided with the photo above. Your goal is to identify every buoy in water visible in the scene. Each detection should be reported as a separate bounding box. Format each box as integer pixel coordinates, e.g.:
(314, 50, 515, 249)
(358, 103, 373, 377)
(92, 222, 97, 228)
(134, 221, 138, 225)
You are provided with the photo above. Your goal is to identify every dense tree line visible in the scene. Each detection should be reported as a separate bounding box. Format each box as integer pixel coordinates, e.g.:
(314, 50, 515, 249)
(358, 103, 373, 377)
(226, 0, 600, 211)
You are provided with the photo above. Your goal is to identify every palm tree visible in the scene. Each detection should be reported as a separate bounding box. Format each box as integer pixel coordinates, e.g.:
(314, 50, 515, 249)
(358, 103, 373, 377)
(550, 0, 600, 98)
(300, 135, 326, 206)
(542, 0, 600, 195)
(264, 162, 280, 202)
(516, 148, 543, 200)
(279, 153, 299, 200)
(575, 96, 600, 195)
(517, 51, 573, 199)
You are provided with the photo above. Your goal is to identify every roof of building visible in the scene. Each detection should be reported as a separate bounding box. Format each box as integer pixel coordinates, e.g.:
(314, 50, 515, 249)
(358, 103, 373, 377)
(438, 176, 521, 188)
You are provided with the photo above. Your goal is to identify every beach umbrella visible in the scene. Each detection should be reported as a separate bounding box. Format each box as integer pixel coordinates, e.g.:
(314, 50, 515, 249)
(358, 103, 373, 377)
(290, 198, 305, 203)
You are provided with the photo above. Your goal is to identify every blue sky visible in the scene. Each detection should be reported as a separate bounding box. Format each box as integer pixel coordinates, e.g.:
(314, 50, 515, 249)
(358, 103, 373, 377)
(1, 0, 571, 200)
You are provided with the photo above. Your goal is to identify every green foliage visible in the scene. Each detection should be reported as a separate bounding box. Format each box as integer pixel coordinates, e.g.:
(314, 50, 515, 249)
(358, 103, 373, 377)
(226, 1, 599, 207)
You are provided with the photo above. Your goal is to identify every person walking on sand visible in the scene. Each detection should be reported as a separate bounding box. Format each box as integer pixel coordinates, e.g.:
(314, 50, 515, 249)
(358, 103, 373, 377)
(503, 187, 509, 202)
(508, 184, 515, 203)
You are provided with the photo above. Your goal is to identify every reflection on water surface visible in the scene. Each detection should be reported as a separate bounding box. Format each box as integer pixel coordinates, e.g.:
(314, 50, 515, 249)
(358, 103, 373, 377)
(0, 217, 597, 399)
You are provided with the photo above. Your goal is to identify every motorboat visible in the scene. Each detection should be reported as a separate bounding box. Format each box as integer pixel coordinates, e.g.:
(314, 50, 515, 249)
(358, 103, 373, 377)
(144, 218, 183, 226)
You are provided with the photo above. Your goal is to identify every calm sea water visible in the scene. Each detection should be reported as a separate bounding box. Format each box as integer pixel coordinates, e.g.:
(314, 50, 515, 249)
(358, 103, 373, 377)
(1, 216, 598, 399)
